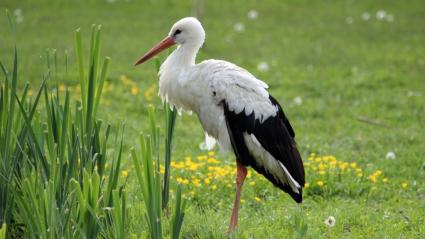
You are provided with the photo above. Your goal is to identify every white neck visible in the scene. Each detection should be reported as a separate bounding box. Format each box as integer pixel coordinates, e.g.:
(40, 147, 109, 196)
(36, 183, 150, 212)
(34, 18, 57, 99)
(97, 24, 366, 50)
(158, 43, 201, 111)
(166, 43, 200, 67)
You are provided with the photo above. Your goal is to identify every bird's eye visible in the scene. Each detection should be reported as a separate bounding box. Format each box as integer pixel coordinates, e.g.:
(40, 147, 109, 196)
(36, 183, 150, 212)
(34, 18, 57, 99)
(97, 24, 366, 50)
(173, 29, 182, 36)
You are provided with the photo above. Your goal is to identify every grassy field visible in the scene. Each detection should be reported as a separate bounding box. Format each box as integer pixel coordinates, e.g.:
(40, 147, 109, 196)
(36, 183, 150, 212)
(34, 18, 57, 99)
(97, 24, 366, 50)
(1, 0, 425, 238)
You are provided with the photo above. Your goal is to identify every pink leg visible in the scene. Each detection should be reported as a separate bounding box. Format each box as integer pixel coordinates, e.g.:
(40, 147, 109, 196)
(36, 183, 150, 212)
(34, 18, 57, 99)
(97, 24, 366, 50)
(228, 161, 247, 233)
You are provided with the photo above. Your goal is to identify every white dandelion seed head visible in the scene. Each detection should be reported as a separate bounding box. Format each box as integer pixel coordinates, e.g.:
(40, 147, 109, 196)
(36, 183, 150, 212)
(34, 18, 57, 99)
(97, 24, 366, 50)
(324, 216, 336, 227)
(307, 64, 313, 71)
(362, 12, 371, 21)
(407, 91, 422, 97)
(14, 8, 22, 16)
(14, 8, 24, 23)
(345, 17, 354, 24)
(293, 96, 303, 106)
(248, 10, 258, 20)
(257, 61, 269, 72)
(233, 23, 245, 33)
(385, 151, 396, 160)
(376, 10, 386, 20)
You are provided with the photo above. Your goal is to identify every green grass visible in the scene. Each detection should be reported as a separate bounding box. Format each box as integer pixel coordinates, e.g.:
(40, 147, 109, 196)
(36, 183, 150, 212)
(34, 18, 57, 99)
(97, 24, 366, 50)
(1, 0, 425, 238)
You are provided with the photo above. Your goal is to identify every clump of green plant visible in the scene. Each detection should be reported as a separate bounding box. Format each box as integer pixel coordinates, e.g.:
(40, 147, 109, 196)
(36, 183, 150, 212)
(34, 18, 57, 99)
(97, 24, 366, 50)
(131, 105, 185, 239)
(0, 24, 127, 238)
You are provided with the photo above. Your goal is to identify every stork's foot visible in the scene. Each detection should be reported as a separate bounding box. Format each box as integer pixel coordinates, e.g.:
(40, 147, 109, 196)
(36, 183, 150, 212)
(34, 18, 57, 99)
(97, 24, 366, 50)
(227, 161, 247, 233)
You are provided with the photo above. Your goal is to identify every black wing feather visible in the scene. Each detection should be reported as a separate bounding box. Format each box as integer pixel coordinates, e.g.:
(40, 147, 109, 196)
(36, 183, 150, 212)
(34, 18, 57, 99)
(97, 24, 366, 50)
(223, 95, 305, 203)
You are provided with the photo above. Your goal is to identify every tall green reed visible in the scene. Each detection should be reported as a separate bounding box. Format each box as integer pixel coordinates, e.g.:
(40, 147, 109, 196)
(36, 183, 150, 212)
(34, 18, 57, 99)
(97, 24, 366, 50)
(131, 105, 185, 239)
(0, 48, 28, 238)
(0, 25, 126, 238)
(155, 58, 178, 211)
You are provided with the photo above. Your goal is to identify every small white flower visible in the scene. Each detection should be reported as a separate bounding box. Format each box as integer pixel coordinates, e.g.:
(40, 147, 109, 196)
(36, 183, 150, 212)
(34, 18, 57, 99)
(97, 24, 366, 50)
(345, 17, 354, 24)
(293, 96, 303, 106)
(385, 14, 394, 22)
(407, 91, 421, 97)
(257, 61, 269, 72)
(233, 23, 245, 33)
(13, 8, 22, 16)
(324, 216, 336, 227)
(383, 211, 390, 220)
(247, 10, 258, 20)
(351, 66, 359, 74)
(376, 10, 386, 20)
(362, 12, 371, 21)
(14, 8, 24, 23)
(385, 151, 396, 160)
(307, 64, 313, 71)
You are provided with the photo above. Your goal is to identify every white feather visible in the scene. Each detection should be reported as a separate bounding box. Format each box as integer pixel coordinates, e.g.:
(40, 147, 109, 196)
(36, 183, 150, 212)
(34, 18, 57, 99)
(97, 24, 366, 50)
(244, 133, 301, 193)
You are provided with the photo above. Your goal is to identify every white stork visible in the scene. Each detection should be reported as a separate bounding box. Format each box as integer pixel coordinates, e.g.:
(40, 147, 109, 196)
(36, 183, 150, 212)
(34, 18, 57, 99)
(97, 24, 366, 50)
(135, 17, 305, 232)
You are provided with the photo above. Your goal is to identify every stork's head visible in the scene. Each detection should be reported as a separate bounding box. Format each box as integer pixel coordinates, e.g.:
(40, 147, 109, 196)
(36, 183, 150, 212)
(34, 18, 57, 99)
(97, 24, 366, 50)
(135, 17, 205, 66)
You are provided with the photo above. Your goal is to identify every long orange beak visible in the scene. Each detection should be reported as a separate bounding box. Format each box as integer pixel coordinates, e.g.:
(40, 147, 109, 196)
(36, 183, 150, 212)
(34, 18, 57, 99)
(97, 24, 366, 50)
(134, 36, 176, 66)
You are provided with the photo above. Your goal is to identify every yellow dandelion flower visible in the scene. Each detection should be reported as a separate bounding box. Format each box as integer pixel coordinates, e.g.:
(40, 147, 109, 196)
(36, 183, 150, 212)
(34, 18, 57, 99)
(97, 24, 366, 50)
(247, 171, 252, 178)
(143, 84, 156, 101)
(192, 178, 201, 187)
(401, 182, 408, 189)
(131, 85, 139, 95)
(304, 183, 309, 189)
(59, 84, 66, 92)
(207, 158, 220, 164)
(204, 178, 211, 185)
(255, 197, 262, 202)
(249, 181, 255, 186)
(208, 151, 215, 156)
(197, 155, 207, 161)
(120, 75, 134, 85)
(350, 162, 357, 168)
(176, 177, 183, 184)
(189, 164, 199, 171)
(211, 185, 217, 190)
(374, 170, 382, 176)
(369, 175, 377, 183)
(317, 181, 324, 187)
(182, 179, 189, 185)
(121, 170, 129, 178)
